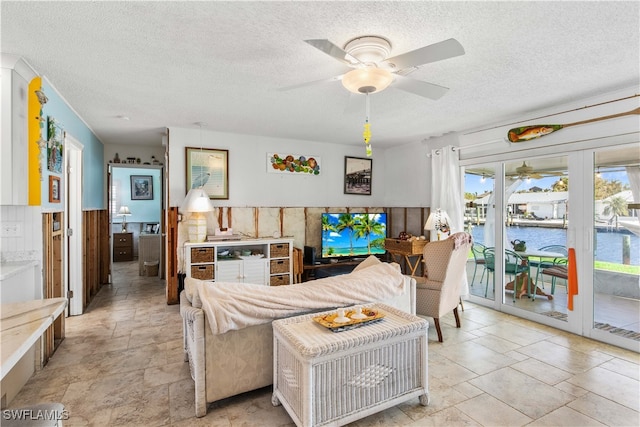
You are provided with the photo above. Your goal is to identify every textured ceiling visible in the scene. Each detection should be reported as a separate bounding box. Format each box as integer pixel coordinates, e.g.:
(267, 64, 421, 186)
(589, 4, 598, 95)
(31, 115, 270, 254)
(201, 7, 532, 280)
(1, 1, 639, 148)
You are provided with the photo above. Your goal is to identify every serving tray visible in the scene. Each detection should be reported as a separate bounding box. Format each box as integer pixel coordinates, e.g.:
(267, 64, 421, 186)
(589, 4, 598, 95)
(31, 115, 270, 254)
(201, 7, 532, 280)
(313, 308, 384, 332)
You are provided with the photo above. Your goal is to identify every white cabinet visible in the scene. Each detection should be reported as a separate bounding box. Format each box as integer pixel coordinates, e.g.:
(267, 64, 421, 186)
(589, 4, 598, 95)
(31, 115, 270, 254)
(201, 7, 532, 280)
(216, 259, 269, 284)
(1, 55, 37, 205)
(185, 238, 293, 286)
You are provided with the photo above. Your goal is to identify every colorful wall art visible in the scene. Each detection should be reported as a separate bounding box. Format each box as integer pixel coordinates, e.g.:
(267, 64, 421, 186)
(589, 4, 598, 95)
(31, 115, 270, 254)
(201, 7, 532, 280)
(268, 153, 321, 175)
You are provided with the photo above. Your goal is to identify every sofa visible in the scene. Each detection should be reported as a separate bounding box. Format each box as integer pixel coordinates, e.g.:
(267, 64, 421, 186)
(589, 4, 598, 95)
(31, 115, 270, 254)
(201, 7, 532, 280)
(179, 257, 417, 417)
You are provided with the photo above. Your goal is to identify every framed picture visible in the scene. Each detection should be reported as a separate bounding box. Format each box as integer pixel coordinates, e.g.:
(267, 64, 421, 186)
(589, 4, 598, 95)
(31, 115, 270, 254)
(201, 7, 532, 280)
(344, 156, 372, 195)
(131, 175, 153, 200)
(186, 147, 229, 199)
(49, 175, 61, 203)
(47, 116, 63, 174)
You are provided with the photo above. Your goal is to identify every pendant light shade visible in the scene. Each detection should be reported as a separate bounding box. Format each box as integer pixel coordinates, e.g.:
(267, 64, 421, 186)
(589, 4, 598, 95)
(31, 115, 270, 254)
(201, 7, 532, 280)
(342, 68, 393, 94)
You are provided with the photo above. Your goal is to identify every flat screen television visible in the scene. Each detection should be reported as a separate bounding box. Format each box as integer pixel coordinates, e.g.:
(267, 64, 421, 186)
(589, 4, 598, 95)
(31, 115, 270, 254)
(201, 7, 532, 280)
(321, 212, 387, 259)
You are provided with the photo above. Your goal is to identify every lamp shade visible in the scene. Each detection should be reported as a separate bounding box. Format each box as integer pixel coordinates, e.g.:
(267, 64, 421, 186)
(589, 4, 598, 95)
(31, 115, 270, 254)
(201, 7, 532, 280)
(181, 188, 211, 213)
(424, 208, 450, 240)
(342, 68, 393, 94)
(117, 206, 132, 232)
(181, 188, 212, 243)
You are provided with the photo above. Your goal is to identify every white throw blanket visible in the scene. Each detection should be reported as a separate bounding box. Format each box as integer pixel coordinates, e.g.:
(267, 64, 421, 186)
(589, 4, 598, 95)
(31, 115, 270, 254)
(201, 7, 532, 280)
(186, 262, 406, 334)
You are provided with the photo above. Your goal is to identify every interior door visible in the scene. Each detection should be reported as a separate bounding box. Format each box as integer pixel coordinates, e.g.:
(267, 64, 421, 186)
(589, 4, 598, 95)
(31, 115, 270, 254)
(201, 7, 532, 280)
(64, 134, 83, 315)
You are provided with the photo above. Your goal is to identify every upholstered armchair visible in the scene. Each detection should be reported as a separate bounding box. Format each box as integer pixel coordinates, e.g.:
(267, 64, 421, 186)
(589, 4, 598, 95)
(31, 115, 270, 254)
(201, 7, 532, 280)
(414, 232, 473, 342)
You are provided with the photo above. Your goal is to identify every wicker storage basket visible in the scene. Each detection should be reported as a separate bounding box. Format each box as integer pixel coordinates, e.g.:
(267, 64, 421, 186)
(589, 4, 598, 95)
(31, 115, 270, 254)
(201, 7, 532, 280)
(270, 274, 290, 286)
(384, 238, 428, 255)
(270, 243, 290, 258)
(270, 259, 290, 274)
(191, 265, 214, 280)
(191, 247, 214, 263)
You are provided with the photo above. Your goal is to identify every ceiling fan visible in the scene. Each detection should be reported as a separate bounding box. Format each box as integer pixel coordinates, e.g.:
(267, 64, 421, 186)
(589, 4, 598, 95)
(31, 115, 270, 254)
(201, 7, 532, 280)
(509, 162, 565, 180)
(284, 35, 465, 100)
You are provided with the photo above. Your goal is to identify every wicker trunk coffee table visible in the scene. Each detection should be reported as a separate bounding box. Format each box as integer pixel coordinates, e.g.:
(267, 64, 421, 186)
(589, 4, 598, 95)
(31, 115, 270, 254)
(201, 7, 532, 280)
(272, 303, 429, 427)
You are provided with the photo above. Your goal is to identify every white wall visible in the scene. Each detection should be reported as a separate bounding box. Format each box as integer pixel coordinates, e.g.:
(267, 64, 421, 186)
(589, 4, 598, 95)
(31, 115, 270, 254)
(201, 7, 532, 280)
(167, 127, 389, 208)
(382, 140, 431, 207)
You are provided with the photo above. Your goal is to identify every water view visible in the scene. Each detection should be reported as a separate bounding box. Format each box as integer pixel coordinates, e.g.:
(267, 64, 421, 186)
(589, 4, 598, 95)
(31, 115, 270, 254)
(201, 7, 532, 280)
(470, 224, 639, 265)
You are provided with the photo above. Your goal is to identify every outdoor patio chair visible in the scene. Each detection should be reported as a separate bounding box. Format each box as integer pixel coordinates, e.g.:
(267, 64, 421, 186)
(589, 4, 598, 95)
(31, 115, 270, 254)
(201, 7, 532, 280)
(541, 258, 568, 294)
(483, 248, 528, 300)
(471, 242, 486, 286)
(531, 245, 568, 288)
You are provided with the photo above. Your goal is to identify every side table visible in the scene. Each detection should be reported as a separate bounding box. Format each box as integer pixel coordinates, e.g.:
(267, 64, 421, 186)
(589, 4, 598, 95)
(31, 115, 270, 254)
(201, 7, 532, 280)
(385, 238, 428, 276)
(272, 303, 429, 427)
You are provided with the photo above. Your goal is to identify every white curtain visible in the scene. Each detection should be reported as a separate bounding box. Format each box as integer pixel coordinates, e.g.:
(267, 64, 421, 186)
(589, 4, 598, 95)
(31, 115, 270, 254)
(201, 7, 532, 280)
(430, 145, 468, 296)
(430, 146, 464, 233)
(626, 166, 640, 203)
(483, 177, 523, 246)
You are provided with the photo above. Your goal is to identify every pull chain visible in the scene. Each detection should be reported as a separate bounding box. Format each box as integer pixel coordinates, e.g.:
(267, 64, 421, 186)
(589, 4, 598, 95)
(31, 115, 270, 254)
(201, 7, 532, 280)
(363, 93, 372, 157)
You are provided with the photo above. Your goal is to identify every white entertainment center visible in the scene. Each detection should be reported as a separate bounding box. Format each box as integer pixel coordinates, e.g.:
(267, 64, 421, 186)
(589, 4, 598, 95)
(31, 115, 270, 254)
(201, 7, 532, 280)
(184, 238, 293, 286)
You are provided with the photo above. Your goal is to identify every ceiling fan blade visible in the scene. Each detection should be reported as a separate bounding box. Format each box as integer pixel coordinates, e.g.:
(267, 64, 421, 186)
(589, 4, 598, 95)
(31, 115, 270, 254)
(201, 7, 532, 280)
(278, 75, 343, 92)
(304, 39, 360, 67)
(392, 74, 449, 100)
(382, 38, 465, 70)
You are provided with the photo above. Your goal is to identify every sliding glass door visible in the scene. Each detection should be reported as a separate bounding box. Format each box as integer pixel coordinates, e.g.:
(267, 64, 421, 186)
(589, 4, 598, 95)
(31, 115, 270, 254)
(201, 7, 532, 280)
(589, 147, 639, 347)
(464, 144, 639, 351)
(464, 164, 496, 302)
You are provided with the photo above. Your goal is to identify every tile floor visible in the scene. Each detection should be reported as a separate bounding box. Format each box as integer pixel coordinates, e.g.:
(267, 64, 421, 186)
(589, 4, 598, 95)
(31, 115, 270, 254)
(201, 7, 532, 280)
(7, 260, 640, 426)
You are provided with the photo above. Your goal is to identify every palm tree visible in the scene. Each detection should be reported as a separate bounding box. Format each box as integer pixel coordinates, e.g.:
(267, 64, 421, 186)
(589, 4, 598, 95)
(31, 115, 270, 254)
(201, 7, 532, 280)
(321, 215, 337, 256)
(602, 196, 629, 229)
(353, 214, 386, 254)
(336, 213, 357, 255)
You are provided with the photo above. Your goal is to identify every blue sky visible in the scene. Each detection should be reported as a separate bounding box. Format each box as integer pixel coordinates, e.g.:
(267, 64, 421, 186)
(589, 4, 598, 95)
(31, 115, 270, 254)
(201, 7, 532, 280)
(465, 170, 629, 196)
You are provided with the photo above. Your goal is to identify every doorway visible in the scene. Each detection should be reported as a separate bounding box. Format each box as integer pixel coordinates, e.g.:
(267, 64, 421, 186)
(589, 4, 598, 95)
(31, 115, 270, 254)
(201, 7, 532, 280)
(107, 164, 163, 281)
(64, 133, 83, 315)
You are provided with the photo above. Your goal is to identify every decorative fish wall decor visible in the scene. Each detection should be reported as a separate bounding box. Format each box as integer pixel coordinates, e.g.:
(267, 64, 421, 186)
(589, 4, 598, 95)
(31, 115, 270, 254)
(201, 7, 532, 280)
(507, 107, 640, 143)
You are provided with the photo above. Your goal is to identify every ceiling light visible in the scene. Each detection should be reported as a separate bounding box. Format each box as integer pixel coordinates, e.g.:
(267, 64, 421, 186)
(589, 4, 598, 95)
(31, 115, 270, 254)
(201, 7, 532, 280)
(342, 68, 393, 94)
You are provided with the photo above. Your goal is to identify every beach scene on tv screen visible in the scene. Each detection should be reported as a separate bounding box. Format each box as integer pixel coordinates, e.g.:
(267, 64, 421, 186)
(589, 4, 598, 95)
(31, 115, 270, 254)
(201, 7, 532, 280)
(322, 213, 387, 258)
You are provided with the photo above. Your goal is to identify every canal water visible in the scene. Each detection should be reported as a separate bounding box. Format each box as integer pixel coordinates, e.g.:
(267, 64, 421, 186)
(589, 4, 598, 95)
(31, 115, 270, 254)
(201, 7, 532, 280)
(470, 225, 639, 265)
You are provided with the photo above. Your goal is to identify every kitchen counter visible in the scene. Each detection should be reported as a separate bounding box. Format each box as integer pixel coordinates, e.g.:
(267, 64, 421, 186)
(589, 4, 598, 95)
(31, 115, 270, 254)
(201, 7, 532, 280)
(1, 298, 67, 379)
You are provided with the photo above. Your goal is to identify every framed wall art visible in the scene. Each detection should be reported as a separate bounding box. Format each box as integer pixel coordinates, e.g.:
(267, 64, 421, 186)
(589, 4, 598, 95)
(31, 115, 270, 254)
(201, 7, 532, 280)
(186, 147, 229, 199)
(49, 175, 61, 203)
(344, 156, 372, 195)
(131, 175, 153, 200)
(47, 116, 63, 173)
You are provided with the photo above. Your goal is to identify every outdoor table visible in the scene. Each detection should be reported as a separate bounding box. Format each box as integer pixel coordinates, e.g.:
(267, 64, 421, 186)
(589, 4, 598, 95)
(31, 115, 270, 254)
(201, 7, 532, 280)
(514, 250, 567, 300)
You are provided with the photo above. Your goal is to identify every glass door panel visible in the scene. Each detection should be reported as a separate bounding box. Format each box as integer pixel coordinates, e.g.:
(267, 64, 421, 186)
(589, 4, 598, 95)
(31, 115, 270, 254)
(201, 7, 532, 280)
(501, 156, 569, 322)
(464, 165, 496, 302)
(592, 147, 640, 345)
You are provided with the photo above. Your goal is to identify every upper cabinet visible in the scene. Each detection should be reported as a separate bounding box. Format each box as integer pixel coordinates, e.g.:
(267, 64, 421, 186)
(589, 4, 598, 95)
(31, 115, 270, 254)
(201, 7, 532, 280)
(1, 55, 37, 205)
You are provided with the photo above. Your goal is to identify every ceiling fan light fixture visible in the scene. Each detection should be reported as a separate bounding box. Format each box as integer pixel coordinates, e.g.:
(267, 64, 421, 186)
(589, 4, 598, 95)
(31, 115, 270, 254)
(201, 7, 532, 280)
(342, 68, 393, 94)
(343, 36, 391, 64)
